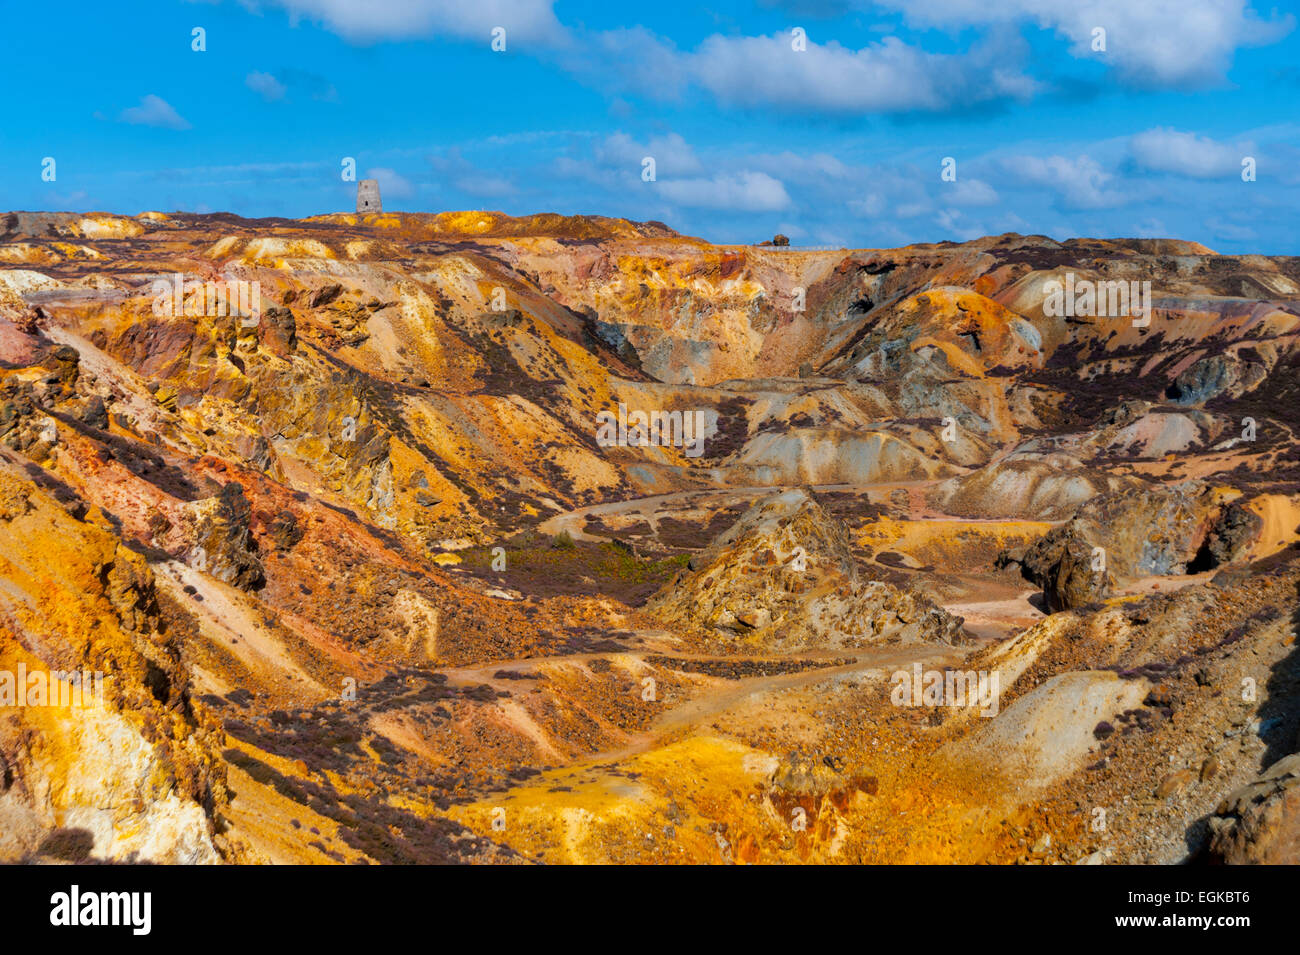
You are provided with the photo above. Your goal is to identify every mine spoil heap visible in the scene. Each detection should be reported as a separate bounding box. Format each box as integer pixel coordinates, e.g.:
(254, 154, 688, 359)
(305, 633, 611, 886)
(0, 209, 1297, 864)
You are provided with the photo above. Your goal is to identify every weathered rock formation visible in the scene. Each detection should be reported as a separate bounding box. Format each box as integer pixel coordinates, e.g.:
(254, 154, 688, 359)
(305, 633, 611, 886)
(650, 488, 967, 651)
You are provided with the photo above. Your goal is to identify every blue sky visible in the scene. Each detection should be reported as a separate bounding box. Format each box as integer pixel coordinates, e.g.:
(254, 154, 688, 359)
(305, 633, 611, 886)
(3, 0, 1299, 251)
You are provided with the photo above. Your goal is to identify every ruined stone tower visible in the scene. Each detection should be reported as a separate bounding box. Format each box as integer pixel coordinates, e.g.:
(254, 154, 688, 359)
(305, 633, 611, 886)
(356, 179, 381, 214)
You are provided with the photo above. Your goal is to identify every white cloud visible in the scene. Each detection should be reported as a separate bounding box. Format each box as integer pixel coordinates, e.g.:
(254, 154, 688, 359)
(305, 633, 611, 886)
(687, 33, 1037, 113)
(657, 171, 792, 211)
(263, 0, 565, 45)
(248, 0, 1291, 117)
(1129, 127, 1249, 178)
(894, 200, 932, 219)
(849, 193, 887, 217)
(873, 0, 1293, 87)
(1007, 154, 1125, 208)
(119, 95, 191, 130)
(366, 167, 415, 199)
(749, 151, 854, 182)
(256, 5, 1040, 115)
(596, 132, 702, 176)
(246, 71, 288, 102)
(936, 208, 989, 241)
(944, 177, 999, 205)
(833, 163, 937, 221)
(572, 27, 692, 100)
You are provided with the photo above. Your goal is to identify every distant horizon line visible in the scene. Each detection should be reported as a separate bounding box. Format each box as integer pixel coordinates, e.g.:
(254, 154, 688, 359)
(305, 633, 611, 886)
(6, 208, 1292, 257)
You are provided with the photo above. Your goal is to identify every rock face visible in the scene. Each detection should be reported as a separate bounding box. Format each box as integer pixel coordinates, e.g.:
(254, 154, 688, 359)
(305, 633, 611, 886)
(1031, 535, 1114, 612)
(186, 481, 265, 590)
(0, 464, 228, 864)
(1198, 500, 1263, 568)
(649, 488, 967, 651)
(1209, 753, 1300, 864)
(1015, 483, 1259, 610)
(1167, 354, 1267, 406)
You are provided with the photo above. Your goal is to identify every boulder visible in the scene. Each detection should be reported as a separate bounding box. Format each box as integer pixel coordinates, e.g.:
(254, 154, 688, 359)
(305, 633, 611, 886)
(1197, 500, 1263, 568)
(1208, 753, 1300, 864)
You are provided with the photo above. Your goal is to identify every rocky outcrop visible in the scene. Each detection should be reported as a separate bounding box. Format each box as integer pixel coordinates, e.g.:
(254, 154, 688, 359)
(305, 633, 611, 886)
(1014, 483, 1258, 610)
(933, 453, 1132, 520)
(1026, 535, 1115, 612)
(1197, 500, 1264, 569)
(1208, 753, 1300, 864)
(1167, 354, 1267, 406)
(185, 481, 265, 590)
(649, 488, 967, 651)
(0, 463, 230, 864)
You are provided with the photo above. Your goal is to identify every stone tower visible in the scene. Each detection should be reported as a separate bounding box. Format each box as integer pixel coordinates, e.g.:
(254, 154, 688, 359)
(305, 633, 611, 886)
(356, 179, 381, 214)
